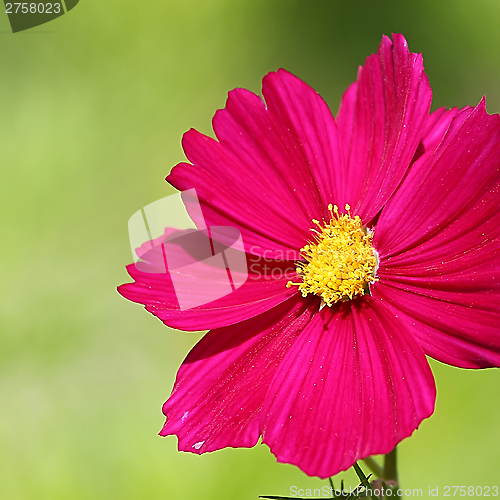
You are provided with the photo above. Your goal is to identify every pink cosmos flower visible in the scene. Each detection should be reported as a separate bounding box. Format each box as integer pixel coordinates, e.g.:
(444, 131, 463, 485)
(119, 34, 500, 478)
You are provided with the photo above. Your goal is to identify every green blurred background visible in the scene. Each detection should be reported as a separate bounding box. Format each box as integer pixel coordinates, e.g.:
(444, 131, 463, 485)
(1, 0, 499, 498)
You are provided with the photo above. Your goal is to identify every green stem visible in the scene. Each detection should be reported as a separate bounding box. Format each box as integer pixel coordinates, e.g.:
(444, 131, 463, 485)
(383, 446, 398, 483)
(362, 457, 384, 478)
(383, 446, 401, 500)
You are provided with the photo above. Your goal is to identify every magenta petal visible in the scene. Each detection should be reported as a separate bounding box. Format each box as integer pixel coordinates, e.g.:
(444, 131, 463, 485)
(261, 69, 344, 213)
(372, 100, 500, 367)
(260, 298, 435, 478)
(159, 295, 315, 452)
(420, 106, 464, 154)
(403, 106, 473, 186)
(119, 254, 299, 331)
(169, 156, 305, 259)
(336, 81, 357, 158)
(375, 100, 500, 257)
(337, 34, 432, 223)
(372, 282, 500, 369)
(168, 73, 342, 255)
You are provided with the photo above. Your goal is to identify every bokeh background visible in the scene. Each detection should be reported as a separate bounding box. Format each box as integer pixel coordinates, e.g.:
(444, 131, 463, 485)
(1, 1, 500, 498)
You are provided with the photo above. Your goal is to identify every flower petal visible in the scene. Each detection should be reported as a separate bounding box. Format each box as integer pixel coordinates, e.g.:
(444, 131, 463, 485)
(372, 282, 500, 369)
(118, 253, 299, 331)
(420, 106, 465, 154)
(168, 76, 336, 256)
(374, 100, 500, 255)
(373, 99, 500, 368)
(159, 295, 315, 452)
(336, 34, 432, 223)
(261, 69, 345, 213)
(260, 297, 435, 478)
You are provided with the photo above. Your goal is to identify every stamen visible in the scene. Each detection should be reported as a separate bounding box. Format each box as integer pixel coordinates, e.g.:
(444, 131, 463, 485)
(287, 204, 378, 307)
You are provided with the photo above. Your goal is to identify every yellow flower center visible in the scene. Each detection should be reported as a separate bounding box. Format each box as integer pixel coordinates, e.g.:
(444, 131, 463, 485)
(287, 204, 378, 307)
